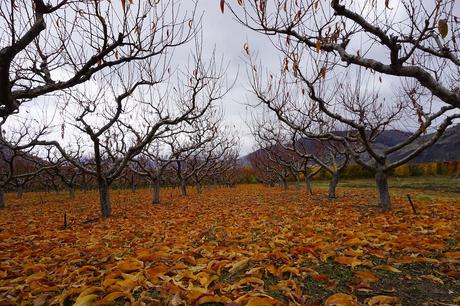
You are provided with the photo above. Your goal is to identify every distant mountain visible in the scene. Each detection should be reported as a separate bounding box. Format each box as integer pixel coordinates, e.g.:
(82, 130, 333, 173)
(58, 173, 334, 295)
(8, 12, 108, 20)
(391, 124, 460, 163)
(240, 125, 460, 166)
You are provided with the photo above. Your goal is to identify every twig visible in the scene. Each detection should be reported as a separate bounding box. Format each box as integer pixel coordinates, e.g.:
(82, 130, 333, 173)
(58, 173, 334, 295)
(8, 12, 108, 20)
(406, 194, 418, 214)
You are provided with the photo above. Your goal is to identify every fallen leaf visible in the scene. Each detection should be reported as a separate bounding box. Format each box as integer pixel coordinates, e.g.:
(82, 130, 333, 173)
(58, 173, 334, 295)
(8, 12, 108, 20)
(325, 293, 359, 306)
(366, 295, 400, 305)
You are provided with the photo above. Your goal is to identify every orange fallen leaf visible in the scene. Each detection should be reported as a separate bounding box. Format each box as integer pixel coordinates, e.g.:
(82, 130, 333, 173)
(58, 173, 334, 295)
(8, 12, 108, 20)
(373, 265, 402, 273)
(228, 257, 250, 274)
(196, 295, 232, 304)
(116, 258, 143, 273)
(366, 295, 400, 305)
(355, 271, 379, 283)
(73, 294, 98, 306)
(325, 293, 359, 306)
(444, 251, 460, 259)
(335, 256, 362, 268)
(246, 296, 278, 306)
(98, 291, 131, 304)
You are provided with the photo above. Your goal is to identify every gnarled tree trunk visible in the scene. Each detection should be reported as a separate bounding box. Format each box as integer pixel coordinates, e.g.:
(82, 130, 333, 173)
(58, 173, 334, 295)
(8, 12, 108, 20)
(180, 179, 187, 196)
(305, 173, 313, 195)
(281, 177, 288, 190)
(98, 178, 111, 218)
(152, 177, 160, 204)
(375, 168, 391, 210)
(69, 185, 75, 199)
(16, 186, 23, 199)
(294, 173, 300, 190)
(328, 171, 339, 199)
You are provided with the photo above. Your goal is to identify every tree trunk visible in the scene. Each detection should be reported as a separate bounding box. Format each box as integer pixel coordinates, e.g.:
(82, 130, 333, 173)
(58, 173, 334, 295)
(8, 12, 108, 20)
(294, 174, 300, 190)
(16, 186, 23, 199)
(328, 172, 339, 199)
(0, 188, 4, 209)
(375, 169, 391, 210)
(131, 175, 136, 192)
(282, 177, 288, 190)
(69, 185, 75, 199)
(180, 179, 187, 196)
(98, 178, 111, 218)
(194, 175, 202, 194)
(305, 173, 313, 195)
(152, 178, 160, 204)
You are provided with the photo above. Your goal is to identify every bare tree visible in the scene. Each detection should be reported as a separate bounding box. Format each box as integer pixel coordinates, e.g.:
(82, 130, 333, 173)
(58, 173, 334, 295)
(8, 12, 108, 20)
(47, 161, 81, 199)
(230, 0, 460, 108)
(169, 117, 238, 196)
(0, 116, 58, 208)
(45, 45, 230, 217)
(0, 0, 198, 117)
(248, 61, 460, 209)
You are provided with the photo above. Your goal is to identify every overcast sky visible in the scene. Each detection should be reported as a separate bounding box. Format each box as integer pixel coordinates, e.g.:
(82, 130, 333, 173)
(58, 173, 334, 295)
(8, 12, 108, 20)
(183, 1, 280, 155)
(6, 1, 457, 157)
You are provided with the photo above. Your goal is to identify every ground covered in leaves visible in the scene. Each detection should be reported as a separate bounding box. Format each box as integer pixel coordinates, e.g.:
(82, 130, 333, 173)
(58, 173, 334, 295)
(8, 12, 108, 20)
(0, 185, 459, 306)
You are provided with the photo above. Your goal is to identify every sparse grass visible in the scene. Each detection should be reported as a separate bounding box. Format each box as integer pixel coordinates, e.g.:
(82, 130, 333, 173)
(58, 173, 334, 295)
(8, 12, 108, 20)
(325, 176, 460, 194)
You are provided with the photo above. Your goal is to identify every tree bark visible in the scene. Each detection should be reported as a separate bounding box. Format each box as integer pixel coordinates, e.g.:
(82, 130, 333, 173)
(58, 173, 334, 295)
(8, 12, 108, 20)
(282, 177, 288, 190)
(0, 188, 5, 209)
(328, 172, 339, 199)
(375, 168, 391, 210)
(69, 185, 75, 199)
(196, 183, 202, 194)
(152, 177, 160, 204)
(305, 173, 313, 195)
(294, 174, 301, 190)
(131, 174, 136, 192)
(98, 178, 111, 218)
(16, 186, 23, 199)
(180, 179, 187, 196)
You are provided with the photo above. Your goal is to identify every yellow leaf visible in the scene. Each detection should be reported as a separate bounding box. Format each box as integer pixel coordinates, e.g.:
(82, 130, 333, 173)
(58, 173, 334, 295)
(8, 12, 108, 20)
(238, 276, 264, 287)
(320, 251, 335, 262)
(116, 258, 143, 273)
(228, 257, 249, 274)
(367, 295, 400, 305)
(438, 19, 448, 38)
(421, 274, 444, 285)
(373, 265, 401, 273)
(99, 292, 131, 304)
(73, 294, 98, 306)
(315, 40, 321, 52)
(196, 295, 232, 305)
(246, 296, 278, 306)
(320, 66, 327, 79)
(325, 293, 359, 306)
(278, 265, 301, 277)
